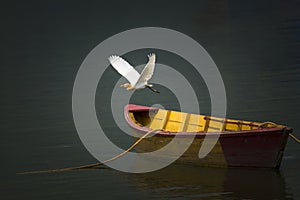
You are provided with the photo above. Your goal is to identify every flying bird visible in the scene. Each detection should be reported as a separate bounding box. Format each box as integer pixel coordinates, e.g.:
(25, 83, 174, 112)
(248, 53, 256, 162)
(108, 53, 159, 93)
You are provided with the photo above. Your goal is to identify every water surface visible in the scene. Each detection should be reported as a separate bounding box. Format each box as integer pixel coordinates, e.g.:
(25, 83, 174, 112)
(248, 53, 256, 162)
(1, 1, 300, 199)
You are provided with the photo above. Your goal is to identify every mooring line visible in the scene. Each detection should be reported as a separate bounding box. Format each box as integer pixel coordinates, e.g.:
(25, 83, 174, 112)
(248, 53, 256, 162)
(17, 129, 160, 175)
(17, 126, 300, 175)
(258, 122, 300, 144)
(289, 133, 300, 144)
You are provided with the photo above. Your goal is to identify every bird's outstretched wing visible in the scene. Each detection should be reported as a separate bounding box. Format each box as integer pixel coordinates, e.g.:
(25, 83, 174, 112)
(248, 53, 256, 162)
(108, 55, 140, 86)
(136, 53, 156, 85)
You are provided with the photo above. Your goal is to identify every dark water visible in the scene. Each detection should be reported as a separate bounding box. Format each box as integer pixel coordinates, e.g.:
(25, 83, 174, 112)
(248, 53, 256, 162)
(2, 1, 300, 199)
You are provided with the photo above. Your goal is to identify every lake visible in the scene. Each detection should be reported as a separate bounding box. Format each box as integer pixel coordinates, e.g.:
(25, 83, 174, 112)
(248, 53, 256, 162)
(1, 1, 300, 199)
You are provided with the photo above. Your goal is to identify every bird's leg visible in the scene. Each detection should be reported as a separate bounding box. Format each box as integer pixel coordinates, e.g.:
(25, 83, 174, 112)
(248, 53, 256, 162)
(146, 86, 160, 93)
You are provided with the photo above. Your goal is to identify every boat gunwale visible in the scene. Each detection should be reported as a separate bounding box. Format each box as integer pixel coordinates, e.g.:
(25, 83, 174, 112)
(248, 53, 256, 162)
(124, 104, 291, 138)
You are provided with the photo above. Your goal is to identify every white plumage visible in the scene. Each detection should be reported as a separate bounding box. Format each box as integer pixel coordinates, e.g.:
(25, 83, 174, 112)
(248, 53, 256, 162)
(108, 53, 159, 93)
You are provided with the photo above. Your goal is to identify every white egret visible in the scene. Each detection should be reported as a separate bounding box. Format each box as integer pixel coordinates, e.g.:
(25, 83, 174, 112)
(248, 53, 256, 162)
(108, 53, 159, 93)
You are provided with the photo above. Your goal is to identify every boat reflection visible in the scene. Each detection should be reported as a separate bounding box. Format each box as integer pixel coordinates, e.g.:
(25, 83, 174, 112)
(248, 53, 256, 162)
(125, 164, 292, 199)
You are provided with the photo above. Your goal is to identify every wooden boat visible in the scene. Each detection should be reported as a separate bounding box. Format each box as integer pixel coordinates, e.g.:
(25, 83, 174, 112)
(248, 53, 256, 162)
(124, 104, 293, 169)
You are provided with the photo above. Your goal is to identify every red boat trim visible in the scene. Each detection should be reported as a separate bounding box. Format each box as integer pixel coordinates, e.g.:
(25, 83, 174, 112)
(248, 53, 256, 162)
(124, 104, 288, 138)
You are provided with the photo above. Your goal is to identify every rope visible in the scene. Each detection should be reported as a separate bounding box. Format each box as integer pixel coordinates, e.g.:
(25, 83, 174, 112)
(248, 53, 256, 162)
(258, 121, 278, 128)
(18, 129, 161, 175)
(289, 133, 300, 144)
(258, 121, 300, 144)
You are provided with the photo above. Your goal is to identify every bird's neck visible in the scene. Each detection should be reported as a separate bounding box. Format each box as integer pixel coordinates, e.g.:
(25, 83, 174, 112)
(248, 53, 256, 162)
(126, 85, 134, 90)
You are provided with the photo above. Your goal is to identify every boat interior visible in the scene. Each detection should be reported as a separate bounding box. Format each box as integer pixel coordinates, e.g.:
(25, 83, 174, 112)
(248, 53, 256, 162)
(129, 109, 280, 133)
